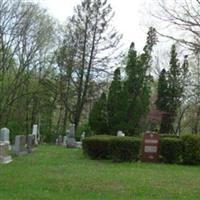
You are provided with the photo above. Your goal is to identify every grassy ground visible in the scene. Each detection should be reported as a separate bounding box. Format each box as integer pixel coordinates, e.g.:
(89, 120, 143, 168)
(0, 145, 200, 200)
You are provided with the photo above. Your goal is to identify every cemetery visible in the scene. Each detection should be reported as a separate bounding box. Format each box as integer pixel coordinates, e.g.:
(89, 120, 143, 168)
(1, 0, 200, 199)
(0, 124, 200, 199)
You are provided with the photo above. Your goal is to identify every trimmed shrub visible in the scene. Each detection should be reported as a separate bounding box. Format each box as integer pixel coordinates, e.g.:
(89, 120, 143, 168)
(82, 135, 114, 159)
(160, 134, 179, 138)
(160, 138, 183, 163)
(182, 134, 200, 165)
(83, 134, 200, 165)
(82, 135, 141, 162)
(110, 137, 141, 162)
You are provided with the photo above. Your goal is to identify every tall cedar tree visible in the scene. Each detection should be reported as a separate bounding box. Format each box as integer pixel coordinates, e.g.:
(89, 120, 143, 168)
(156, 45, 188, 134)
(107, 68, 126, 134)
(89, 92, 108, 134)
(125, 27, 157, 135)
(156, 69, 170, 133)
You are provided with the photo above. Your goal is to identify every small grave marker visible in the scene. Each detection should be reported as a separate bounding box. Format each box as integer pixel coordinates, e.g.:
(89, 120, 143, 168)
(140, 131, 160, 162)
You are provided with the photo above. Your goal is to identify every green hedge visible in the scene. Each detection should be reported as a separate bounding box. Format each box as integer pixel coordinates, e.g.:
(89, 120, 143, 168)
(83, 134, 200, 165)
(82, 135, 114, 159)
(160, 138, 183, 163)
(160, 134, 180, 138)
(182, 134, 200, 165)
(110, 137, 141, 162)
(82, 135, 140, 162)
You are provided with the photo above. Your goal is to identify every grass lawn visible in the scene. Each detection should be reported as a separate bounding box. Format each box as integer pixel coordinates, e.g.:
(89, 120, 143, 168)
(0, 145, 200, 200)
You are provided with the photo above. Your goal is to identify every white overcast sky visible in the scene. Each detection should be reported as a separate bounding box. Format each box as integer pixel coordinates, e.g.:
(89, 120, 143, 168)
(38, 0, 150, 52)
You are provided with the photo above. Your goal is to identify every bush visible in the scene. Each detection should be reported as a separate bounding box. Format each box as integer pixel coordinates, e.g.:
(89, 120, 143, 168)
(160, 138, 183, 163)
(110, 137, 141, 162)
(83, 133, 200, 165)
(160, 134, 180, 138)
(82, 135, 114, 159)
(82, 135, 141, 162)
(181, 134, 200, 165)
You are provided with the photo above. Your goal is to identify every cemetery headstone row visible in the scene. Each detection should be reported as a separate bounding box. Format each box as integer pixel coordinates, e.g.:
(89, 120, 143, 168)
(55, 124, 85, 148)
(12, 134, 36, 156)
(0, 125, 39, 163)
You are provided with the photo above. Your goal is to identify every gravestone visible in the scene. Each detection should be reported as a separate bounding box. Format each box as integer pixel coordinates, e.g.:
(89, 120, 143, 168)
(81, 132, 85, 141)
(117, 130, 125, 137)
(66, 124, 77, 148)
(56, 135, 63, 145)
(0, 143, 12, 164)
(140, 131, 160, 162)
(12, 135, 28, 156)
(0, 128, 10, 144)
(27, 134, 35, 153)
(32, 124, 38, 145)
(69, 124, 75, 138)
(63, 136, 67, 146)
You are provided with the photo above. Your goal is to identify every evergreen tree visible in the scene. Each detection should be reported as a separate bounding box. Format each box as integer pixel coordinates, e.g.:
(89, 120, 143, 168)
(156, 45, 189, 134)
(107, 68, 126, 134)
(125, 43, 143, 134)
(156, 69, 168, 110)
(156, 69, 170, 133)
(89, 92, 108, 134)
(124, 27, 157, 135)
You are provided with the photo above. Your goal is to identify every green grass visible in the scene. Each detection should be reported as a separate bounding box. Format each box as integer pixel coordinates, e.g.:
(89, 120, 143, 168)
(0, 145, 200, 200)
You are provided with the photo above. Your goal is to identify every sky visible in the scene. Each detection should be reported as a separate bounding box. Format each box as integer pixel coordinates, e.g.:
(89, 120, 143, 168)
(38, 0, 149, 52)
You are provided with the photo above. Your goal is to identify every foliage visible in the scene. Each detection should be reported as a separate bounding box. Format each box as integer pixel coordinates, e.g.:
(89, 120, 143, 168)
(59, 0, 122, 131)
(7, 121, 24, 143)
(89, 92, 108, 134)
(83, 133, 200, 165)
(160, 137, 183, 163)
(160, 134, 179, 138)
(124, 27, 157, 135)
(83, 135, 141, 162)
(76, 122, 92, 141)
(182, 134, 200, 165)
(156, 69, 169, 133)
(82, 135, 113, 159)
(110, 137, 141, 162)
(156, 45, 189, 134)
(107, 68, 127, 134)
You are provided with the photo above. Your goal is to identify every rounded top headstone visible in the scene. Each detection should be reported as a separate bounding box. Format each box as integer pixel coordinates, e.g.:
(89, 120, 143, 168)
(0, 127, 10, 144)
(0, 127, 10, 134)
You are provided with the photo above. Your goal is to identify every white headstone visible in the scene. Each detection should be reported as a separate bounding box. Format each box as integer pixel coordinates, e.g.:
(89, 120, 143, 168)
(63, 136, 67, 146)
(81, 132, 85, 141)
(69, 124, 75, 138)
(32, 124, 38, 145)
(0, 128, 10, 144)
(117, 130, 125, 137)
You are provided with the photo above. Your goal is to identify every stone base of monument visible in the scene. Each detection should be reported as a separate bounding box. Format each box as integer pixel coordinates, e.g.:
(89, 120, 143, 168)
(0, 143, 12, 164)
(66, 139, 82, 148)
(66, 138, 77, 148)
(76, 141, 82, 148)
(0, 155, 12, 164)
(12, 147, 28, 156)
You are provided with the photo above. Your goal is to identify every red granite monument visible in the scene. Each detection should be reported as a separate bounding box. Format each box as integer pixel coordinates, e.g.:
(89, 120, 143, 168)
(140, 131, 160, 162)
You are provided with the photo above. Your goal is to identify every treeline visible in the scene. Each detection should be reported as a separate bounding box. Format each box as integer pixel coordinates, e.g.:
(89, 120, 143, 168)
(0, 0, 122, 141)
(89, 43, 190, 135)
(0, 0, 200, 141)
